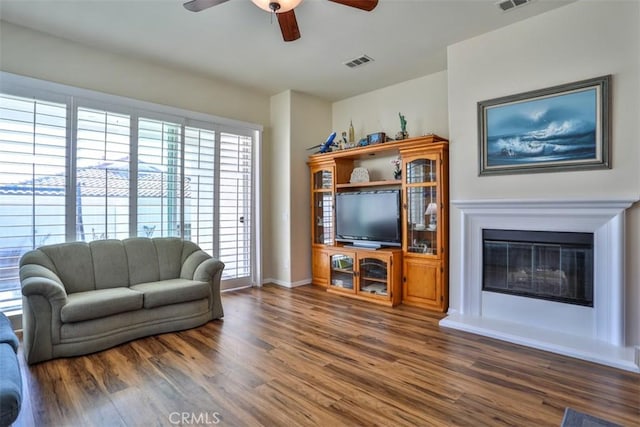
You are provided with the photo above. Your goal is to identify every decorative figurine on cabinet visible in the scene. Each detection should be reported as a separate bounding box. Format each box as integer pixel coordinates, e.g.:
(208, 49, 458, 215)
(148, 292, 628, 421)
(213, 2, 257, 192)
(396, 113, 409, 140)
(307, 131, 338, 153)
(391, 156, 402, 180)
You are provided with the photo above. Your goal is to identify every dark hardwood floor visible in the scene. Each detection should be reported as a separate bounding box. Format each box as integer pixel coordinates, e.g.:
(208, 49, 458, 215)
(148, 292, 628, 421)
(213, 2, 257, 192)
(13, 284, 640, 426)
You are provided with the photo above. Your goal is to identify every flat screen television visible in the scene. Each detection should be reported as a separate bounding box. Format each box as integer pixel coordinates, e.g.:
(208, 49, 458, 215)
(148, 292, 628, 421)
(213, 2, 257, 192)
(335, 190, 402, 249)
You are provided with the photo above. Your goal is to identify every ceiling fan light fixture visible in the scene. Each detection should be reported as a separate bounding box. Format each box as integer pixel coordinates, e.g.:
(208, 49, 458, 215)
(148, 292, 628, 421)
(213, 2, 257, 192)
(251, 0, 303, 13)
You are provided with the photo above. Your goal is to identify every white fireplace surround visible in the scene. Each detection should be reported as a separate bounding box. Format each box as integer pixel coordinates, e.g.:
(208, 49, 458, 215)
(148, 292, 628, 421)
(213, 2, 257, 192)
(441, 198, 639, 372)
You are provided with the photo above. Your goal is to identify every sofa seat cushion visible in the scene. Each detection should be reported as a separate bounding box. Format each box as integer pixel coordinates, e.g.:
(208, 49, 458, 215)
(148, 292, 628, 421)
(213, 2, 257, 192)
(61, 288, 144, 323)
(130, 279, 210, 309)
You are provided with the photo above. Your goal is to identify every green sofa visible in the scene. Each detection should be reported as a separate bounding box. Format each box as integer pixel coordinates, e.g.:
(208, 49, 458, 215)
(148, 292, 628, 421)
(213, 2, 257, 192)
(19, 237, 224, 364)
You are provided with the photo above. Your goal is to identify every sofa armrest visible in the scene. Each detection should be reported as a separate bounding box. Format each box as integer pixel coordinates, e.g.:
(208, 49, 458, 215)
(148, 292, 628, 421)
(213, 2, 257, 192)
(20, 264, 67, 302)
(180, 250, 225, 319)
(193, 258, 225, 283)
(180, 250, 223, 281)
(20, 264, 68, 364)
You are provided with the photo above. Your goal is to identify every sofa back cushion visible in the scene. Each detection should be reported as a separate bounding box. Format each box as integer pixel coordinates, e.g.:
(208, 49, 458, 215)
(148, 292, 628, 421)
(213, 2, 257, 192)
(89, 240, 130, 289)
(39, 242, 95, 294)
(123, 238, 160, 285)
(153, 238, 184, 280)
(27, 237, 196, 292)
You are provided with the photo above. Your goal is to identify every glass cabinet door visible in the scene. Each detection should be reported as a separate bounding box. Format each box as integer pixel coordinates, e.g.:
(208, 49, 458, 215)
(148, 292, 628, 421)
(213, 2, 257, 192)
(358, 257, 388, 296)
(405, 157, 439, 256)
(312, 168, 333, 245)
(313, 169, 333, 190)
(330, 253, 355, 291)
(406, 158, 437, 184)
(313, 192, 333, 245)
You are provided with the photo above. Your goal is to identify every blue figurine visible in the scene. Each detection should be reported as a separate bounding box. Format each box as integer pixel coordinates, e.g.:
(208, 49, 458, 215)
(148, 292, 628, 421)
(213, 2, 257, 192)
(306, 131, 338, 153)
(320, 132, 337, 153)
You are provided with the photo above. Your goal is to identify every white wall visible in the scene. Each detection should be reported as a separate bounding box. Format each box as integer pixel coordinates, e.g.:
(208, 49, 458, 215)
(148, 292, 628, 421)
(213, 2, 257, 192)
(268, 90, 331, 286)
(332, 71, 449, 142)
(265, 52, 449, 287)
(290, 92, 332, 283)
(269, 91, 292, 283)
(447, 1, 640, 345)
(329, 71, 450, 208)
(0, 22, 270, 126)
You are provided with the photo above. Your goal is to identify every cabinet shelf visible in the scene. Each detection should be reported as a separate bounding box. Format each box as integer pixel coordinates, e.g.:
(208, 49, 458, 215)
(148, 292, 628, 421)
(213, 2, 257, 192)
(308, 134, 447, 160)
(405, 182, 437, 188)
(336, 179, 401, 189)
(361, 276, 387, 284)
(360, 290, 388, 296)
(330, 282, 353, 289)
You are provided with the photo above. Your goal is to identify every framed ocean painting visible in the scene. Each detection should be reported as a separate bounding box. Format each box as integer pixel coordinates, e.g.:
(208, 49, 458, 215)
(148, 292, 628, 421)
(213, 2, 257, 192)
(478, 75, 611, 175)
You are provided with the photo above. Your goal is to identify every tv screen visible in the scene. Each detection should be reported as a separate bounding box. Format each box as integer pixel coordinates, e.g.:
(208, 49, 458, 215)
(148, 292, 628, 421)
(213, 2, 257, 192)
(335, 190, 401, 248)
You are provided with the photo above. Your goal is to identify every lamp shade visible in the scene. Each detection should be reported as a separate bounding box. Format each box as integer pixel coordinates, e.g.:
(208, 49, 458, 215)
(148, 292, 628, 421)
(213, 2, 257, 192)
(425, 202, 437, 216)
(251, 0, 303, 13)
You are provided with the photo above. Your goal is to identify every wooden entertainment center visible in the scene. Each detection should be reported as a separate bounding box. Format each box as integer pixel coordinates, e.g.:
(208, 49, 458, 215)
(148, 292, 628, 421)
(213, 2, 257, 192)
(308, 134, 449, 312)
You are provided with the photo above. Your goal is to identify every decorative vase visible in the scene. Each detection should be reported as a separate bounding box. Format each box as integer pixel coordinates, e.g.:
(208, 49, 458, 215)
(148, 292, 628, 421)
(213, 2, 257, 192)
(393, 169, 402, 180)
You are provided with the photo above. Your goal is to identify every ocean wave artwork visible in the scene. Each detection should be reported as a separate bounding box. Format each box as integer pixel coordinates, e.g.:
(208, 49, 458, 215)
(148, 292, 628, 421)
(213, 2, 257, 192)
(485, 88, 597, 167)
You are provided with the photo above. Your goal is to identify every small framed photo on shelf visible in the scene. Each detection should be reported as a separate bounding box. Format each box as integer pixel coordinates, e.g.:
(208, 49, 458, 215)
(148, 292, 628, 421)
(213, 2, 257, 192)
(367, 132, 386, 145)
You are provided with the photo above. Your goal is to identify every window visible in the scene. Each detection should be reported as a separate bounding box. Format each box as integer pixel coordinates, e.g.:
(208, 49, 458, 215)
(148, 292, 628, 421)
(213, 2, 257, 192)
(184, 126, 216, 254)
(0, 94, 67, 313)
(137, 118, 183, 238)
(219, 132, 253, 280)
(76, 107, 131, 241)
(0, 73, 262, 313)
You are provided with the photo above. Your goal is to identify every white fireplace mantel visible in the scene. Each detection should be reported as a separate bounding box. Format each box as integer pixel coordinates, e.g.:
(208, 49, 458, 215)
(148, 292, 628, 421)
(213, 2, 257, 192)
(441, 197, 639, 372)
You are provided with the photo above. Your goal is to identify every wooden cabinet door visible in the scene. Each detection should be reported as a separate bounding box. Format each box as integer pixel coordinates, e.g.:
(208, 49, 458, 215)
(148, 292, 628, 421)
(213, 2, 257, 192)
(357, 252, 392, 302)
(402, 257, 444, 311)
(311, 248, 329, 287)
(327, 249, 356, 294)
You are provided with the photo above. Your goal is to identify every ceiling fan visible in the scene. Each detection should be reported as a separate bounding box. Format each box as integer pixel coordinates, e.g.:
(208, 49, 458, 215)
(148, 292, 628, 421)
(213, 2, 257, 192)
(183, 0, 379, 42)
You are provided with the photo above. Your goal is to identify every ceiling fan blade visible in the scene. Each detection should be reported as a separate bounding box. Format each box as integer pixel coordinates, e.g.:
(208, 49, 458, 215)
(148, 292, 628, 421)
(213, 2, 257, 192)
(183, 0, 230, 12)
(328, 0, 378, 11)
(277, 10, 301, 42)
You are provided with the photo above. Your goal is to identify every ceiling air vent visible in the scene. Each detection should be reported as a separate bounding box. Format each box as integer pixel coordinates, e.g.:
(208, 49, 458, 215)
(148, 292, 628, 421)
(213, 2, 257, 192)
(497, 0, 531, 12)
(344, 55, 374, 69)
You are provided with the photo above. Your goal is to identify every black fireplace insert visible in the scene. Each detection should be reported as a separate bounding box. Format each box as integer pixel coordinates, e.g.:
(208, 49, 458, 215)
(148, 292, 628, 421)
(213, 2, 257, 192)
(482, 229, 594, 306)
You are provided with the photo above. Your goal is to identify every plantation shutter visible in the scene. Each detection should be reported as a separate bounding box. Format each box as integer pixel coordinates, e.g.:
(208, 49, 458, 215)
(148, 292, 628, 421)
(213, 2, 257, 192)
(183, 126, 216, 255)
(0, 94, 67, 312)
(75, 107, 131, 241)
(219, 132, 252, 280)
(137, 118, 183, 238)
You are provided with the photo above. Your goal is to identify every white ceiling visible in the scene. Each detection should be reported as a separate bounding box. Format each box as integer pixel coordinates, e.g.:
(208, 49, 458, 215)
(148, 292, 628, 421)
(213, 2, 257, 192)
(0, 0, 574, 102)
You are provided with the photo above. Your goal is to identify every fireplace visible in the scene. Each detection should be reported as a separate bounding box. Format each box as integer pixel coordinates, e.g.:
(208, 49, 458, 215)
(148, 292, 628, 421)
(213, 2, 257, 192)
(441, 198, 639, 372)
(482, 229, 594, 307)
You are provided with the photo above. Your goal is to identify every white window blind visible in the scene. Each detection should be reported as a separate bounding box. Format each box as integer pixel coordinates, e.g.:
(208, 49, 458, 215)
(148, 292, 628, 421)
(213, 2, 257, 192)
(137, 118, 182, 238)
(0, 94, 67, 312)
(184, 126, 216, 255)
(219, 132, 252, 280)
(76, 107, 131, 241)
